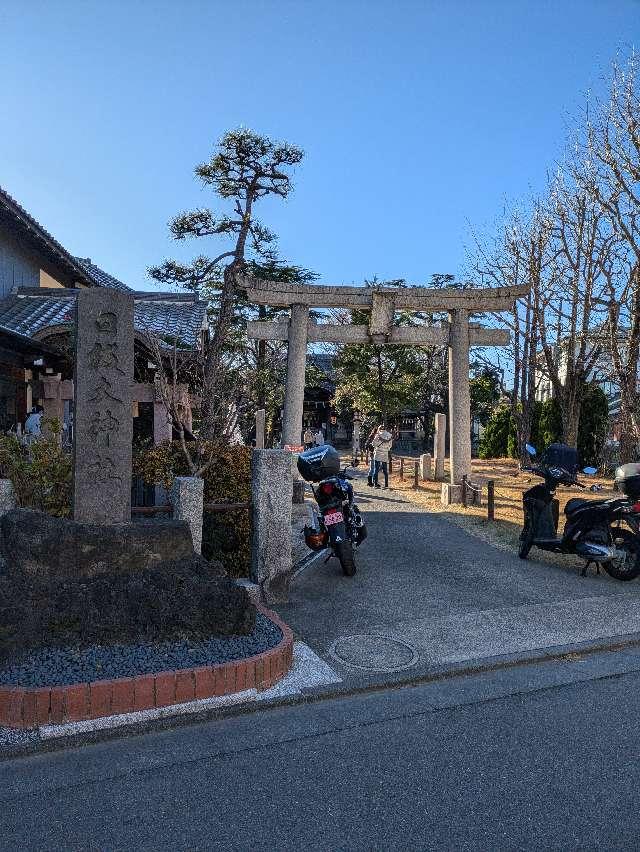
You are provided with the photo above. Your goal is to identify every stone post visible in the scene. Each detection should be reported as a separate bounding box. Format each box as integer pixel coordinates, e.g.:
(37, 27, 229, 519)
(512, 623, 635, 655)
(434, 413, 446, 480)
(419, 453, 432, 481)
(448, 309, 471, 485)
(255, 408, 266, 449)
(282, 304, 309, 448)
(251, 449, 293, 602)
(73, 289, 134, 524)
(171, 476, 204, 554)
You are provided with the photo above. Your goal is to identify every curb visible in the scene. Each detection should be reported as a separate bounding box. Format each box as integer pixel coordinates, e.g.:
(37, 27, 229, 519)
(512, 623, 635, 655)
(0, 605, 293, 730)
(3, 632, 640, 761)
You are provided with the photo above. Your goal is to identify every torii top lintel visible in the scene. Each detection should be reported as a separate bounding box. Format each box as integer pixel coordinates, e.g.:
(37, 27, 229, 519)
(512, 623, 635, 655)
(239, 275, 530, 312)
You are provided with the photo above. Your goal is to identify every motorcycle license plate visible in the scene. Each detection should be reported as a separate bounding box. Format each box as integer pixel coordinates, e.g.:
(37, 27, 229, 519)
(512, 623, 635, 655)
(324, 511, 343, 526)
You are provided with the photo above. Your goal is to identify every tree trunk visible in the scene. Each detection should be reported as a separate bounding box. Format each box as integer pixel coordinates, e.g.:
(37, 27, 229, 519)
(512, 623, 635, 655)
(200, 264, 240, 441)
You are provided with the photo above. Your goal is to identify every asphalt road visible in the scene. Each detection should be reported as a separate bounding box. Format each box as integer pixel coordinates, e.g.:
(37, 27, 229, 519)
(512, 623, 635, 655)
(4, 649, 640, 850)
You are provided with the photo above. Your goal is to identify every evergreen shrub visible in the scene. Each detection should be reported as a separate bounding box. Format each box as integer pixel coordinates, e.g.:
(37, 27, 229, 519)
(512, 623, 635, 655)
(133, 441, 252, 577)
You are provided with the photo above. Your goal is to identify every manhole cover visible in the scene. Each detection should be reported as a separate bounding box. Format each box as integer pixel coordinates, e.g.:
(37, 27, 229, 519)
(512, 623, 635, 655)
(328, 635, 418, 672)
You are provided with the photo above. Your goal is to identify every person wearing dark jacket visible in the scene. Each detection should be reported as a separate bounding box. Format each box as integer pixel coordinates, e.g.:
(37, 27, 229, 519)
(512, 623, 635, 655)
(365, 424, 379, 486)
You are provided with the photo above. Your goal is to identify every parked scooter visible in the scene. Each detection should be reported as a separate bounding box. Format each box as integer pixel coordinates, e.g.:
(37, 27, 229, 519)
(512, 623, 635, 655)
(297, 445, 367, 576)
(518, 442, 640, 580)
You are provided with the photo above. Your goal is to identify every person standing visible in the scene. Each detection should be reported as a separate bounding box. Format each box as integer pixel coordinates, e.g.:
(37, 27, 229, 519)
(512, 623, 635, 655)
(314, 428, 324, 447)
(24, 405, 43, 437)
(372, 425, 393, 488)
(364, 424, 379, 486)
(303, 427, 314, 450)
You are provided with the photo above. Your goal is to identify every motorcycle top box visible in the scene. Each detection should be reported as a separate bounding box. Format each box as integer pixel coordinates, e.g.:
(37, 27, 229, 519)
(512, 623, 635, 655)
(539, 442, 579, 476)
(615, 463, 640, 499)
(297, 444, 341, 483)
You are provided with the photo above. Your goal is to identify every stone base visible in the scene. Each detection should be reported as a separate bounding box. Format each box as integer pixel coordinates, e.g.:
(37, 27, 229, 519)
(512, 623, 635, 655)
(1, 508, 194, 579)
(441, 482, 484, 506)
(441, 483, 461, 505)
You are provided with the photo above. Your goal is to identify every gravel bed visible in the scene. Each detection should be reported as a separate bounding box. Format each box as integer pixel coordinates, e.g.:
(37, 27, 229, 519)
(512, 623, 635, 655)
(0, 613, 282, 689)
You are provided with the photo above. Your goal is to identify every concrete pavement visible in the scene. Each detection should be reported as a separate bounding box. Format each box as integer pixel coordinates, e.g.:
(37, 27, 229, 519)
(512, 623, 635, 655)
(278, 469, 640, 687)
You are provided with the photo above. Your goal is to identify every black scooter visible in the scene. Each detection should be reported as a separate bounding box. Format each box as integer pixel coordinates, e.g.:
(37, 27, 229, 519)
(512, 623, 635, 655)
(518, 443, 640, 580)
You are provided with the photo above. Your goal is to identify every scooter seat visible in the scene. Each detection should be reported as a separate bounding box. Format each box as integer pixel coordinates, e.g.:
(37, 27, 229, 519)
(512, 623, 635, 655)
(565, 498, 589, 516)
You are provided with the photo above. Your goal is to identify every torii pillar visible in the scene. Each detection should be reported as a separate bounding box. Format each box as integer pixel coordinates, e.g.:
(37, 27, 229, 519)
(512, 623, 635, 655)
(448, 309, 471, 485)
(281, 303, 309, 448)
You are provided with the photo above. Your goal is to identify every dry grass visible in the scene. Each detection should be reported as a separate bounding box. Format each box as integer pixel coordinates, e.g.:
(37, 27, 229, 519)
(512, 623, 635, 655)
(387, 457, 618, 568)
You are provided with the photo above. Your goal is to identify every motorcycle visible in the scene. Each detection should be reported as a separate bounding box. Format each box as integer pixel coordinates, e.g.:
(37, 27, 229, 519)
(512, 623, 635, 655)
(518, 442, 640, 580)
(297, 445, 367, 577)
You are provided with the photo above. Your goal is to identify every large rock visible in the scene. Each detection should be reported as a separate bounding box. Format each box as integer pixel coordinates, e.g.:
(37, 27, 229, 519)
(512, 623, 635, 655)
(1, 509, 194, 579)
(0, 553, 256, 659)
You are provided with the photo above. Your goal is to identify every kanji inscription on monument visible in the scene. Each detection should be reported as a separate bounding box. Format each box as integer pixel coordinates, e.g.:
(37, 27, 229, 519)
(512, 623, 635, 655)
(73, 289, 134, 523)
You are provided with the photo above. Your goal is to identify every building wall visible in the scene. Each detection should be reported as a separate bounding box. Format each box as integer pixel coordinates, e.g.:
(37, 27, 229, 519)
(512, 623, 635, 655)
(0, 228, 77, 298)
(39, 269, 65, 288)
(0, 230, 40, 297)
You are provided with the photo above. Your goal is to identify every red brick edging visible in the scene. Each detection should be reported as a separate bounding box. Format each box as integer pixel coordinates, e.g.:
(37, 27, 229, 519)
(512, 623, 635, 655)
(0, 605, 293, 730)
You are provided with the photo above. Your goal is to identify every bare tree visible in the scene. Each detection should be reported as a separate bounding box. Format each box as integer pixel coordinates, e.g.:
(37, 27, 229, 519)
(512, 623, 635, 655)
(578, 53, 640, 461)
(533, 168, 611, 446)
(470, 207, 545, 459)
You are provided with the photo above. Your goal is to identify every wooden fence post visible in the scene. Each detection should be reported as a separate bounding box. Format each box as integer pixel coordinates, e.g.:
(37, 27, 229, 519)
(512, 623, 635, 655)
(400, 458, 404, 481)
(461, 474, 468, 507)
(487, 480, 495, 520)
(413, 461, 419, 489)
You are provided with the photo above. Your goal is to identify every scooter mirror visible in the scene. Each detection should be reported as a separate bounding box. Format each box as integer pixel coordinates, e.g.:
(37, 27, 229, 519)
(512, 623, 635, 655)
(583, 466, 597, 475)
(525, 444, 537, 456)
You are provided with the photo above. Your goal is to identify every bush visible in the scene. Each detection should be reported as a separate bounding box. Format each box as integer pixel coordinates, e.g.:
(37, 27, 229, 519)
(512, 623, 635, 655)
(0, 424, 72, 517)
(578, 383, 610, 466)
(538, 398, 563, 449)
(479, 404, 514, 459)
(134, 441, 252, 577)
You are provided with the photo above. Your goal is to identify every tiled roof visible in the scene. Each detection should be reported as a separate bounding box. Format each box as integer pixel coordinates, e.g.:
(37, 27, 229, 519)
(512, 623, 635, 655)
(0, 292, 206, 349)
(73, 258, 132, 292)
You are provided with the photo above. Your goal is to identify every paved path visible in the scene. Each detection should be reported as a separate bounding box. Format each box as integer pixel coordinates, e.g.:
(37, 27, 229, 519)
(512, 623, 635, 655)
(4, 648, 640, 850)
(276, 471, 640, 684)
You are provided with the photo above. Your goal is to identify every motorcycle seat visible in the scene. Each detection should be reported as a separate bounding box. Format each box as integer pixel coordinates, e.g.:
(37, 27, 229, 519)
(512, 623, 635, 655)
(564, 498, 589, 516)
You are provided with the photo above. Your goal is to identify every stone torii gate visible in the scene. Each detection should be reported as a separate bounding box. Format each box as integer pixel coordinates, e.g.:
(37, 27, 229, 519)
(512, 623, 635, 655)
(243, 277, 528, 500)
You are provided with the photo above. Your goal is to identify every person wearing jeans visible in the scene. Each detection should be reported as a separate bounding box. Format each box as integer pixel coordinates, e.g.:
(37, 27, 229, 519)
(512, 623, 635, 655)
(372, 426, 393, 488)
(365, 424, 379, 486)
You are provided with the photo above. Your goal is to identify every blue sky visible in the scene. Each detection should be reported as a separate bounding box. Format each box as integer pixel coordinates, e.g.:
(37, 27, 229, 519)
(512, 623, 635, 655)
(1, 1, 638, 291)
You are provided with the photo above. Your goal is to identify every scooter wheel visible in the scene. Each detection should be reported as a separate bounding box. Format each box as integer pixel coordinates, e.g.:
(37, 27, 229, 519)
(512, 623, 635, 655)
(602, 528, 640, 581)
(335, 540, 357, 576)
(518, 526, 533, 560)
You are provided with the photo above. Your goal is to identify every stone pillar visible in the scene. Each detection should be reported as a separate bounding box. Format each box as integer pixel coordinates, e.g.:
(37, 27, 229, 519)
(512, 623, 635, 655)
(41, 375, 64, 424)
(448, 309, 471, 485)
(251, 449, 293, 602)
(171, 476, 204, 554)
(419, 453, 432, 481)
(434, 413, 446, 480)
(255, 408, 266, 449)
(73, 289, 134, 524)
(282, 304, 309, 448)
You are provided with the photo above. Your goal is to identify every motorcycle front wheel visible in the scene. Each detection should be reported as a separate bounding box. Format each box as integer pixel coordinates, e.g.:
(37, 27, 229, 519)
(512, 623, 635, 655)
(335, 540, 356, 577)
(602, 528, 640, 581)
